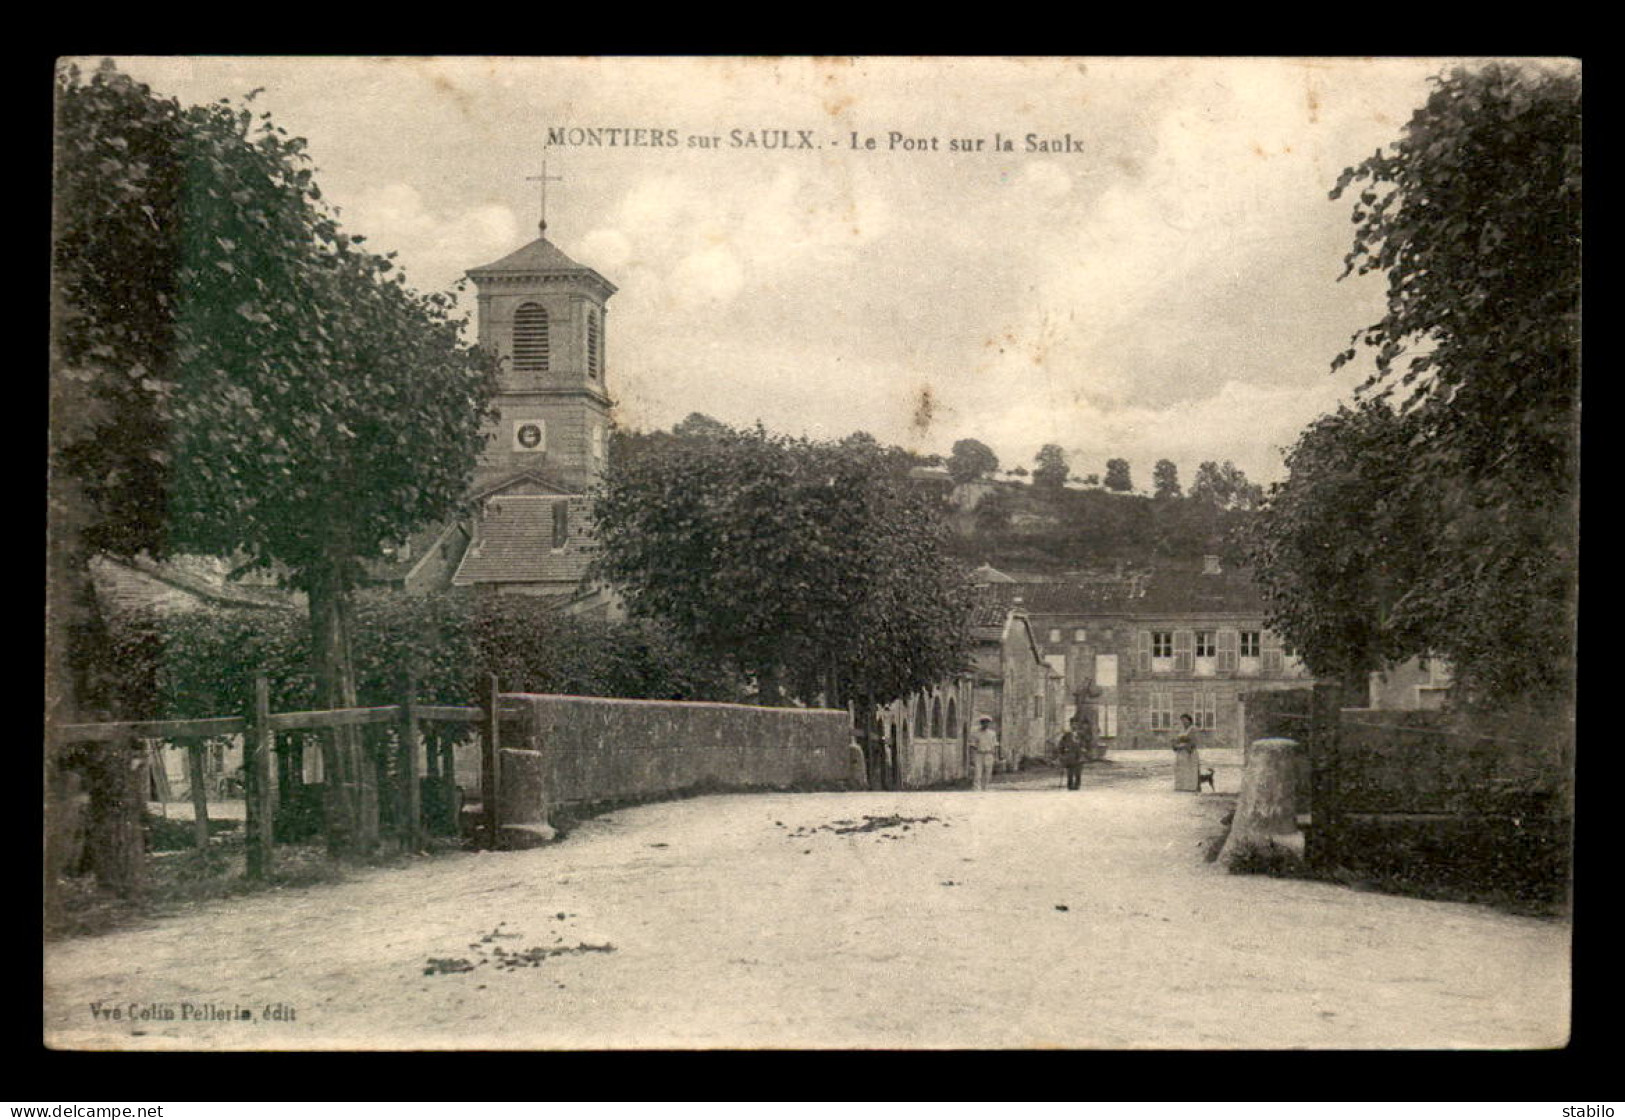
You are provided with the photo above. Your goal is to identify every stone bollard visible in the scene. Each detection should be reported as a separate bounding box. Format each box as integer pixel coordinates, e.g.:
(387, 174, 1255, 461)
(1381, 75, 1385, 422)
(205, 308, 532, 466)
(497, 747, 556, 849)
(1218, 738, 1305, 872)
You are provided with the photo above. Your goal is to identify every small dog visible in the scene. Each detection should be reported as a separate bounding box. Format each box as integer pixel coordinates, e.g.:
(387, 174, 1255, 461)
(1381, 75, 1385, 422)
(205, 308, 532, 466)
(1197, 767, 1216, 793)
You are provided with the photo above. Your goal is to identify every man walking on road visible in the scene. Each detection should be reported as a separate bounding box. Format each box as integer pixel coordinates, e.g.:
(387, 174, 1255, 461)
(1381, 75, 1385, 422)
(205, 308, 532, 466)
(972, 716, 998, 791)
(1058, 714, 1093, 791)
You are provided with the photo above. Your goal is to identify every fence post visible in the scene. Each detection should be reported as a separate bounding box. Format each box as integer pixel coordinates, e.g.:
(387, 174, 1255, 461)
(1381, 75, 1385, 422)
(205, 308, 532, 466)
(397, 671, 423, 853)
(1307, 682, 1342, 869)
(246, 675, 276, 879)
(481, 674, 500, 848)
(185, 740, 211, 854)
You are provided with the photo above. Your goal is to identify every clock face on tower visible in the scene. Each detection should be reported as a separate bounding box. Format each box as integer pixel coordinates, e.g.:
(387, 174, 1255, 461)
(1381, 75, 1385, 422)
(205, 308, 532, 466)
(513, 420, 545, 452)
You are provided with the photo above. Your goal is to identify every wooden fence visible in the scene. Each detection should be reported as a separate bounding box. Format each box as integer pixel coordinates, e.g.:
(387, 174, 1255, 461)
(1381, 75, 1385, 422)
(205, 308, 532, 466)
(48, 674, 493, 879)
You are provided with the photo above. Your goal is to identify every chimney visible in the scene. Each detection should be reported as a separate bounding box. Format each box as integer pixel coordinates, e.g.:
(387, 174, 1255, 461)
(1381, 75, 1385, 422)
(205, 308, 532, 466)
(1203, 554, 1222, 575)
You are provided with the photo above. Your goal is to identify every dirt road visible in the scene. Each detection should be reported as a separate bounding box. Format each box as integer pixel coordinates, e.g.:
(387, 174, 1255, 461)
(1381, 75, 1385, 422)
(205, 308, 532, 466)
(44, 750, 1569, 1049)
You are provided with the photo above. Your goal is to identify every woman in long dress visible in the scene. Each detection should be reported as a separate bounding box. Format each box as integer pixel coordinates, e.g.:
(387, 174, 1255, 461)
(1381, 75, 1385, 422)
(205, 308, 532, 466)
(1172, 713, 1201, 792)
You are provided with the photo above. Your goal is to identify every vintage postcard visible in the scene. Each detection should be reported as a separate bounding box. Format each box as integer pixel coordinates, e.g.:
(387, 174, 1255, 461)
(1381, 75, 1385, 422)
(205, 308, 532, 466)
(45, 56, 1577, 1051)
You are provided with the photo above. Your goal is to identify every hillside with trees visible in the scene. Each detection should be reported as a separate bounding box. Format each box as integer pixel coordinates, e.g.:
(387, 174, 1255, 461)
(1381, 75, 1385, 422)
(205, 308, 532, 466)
(623, 418, 1262, 578)
(943, 460, 1263, 574)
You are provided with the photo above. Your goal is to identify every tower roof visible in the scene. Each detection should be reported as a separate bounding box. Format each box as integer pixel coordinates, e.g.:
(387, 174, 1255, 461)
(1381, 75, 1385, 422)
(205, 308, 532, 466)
(466, 235, 617, 295)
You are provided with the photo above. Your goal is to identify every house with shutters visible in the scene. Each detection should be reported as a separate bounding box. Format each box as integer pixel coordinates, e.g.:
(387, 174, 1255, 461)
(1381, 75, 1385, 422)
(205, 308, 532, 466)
(974, 556, 1314, 752)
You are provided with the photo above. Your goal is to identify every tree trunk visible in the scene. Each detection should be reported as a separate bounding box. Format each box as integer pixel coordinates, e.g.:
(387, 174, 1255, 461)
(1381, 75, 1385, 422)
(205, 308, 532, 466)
(80, 732, 147, 898)
(45, 497, 146, 901)
(308, 557, 377, 857)
(1218, 738, 1305, 871)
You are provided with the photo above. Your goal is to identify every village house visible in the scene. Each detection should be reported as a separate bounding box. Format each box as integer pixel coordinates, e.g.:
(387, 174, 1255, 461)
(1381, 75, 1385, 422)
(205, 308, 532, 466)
(870, 599, 1066, 789)
(973, 556, 1316, 753)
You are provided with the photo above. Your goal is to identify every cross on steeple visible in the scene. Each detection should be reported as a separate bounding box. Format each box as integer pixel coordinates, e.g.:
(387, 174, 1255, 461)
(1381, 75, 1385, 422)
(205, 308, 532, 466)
(526, 162, 564, 235)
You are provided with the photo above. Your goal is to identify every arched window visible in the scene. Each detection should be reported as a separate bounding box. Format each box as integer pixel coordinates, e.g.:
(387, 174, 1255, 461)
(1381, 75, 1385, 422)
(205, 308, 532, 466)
(586, 309, 601, 379)
(914, 696, 929, 736)
(931, 698, 943, 739)
(946, 698, 959, 739)
(512, 303, 550, 373)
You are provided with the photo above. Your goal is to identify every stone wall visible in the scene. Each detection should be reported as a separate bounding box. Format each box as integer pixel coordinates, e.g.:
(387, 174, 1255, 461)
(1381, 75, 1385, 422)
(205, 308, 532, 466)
(489, 694, 852, 815)
(1311, 707, 1574, 903)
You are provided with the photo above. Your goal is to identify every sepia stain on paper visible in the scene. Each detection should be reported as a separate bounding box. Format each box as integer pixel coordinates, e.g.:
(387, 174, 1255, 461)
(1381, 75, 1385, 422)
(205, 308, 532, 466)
(911, 384, 936, 435)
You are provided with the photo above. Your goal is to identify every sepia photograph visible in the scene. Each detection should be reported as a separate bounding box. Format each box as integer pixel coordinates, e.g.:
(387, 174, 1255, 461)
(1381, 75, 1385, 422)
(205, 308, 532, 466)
(45, 56, 1578, 1050)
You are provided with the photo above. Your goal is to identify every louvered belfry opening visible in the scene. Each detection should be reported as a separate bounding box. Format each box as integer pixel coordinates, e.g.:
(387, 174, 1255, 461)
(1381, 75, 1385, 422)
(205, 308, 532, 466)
(513, 303, 550, 373)
(586, 310, 601, 378)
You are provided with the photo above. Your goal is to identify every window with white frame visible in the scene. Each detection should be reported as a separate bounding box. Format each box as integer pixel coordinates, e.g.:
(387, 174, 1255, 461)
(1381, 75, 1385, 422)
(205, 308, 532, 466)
(1149, 691, 1174, 731)
(1193, 691, 1217, 730)
(1194, 630, 1217, 676)
(1073, 628, 1087, 643)
(1048, 628, 1062, 644)
(1151, 631, 1174, 673)
(1239, 629, 1262, 675)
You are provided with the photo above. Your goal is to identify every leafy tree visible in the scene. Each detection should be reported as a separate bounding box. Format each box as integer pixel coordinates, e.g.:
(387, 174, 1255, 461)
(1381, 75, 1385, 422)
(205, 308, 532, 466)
(1248, 404, 1433, 691)
(947, 438, 999, 484)
(593, 425, 973, 719)
(1190, 460, 1262, 511)
(671, 412, 733, 440)
(51, 62, 497, 859)
(1322, 61, 1579, 708)
(1032, 444, 1069, 491)
(1152, 459, 1182, 500)
(1104, 458, 1133, 493)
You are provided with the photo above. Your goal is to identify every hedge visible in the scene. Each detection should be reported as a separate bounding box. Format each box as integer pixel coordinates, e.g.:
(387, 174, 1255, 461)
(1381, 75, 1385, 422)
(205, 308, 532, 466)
(99, 590, 748, 723)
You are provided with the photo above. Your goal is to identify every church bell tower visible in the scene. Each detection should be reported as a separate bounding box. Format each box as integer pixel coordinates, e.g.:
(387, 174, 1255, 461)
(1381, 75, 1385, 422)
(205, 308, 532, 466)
(450, 181, 623, 607)
(466, 209, 615, 492)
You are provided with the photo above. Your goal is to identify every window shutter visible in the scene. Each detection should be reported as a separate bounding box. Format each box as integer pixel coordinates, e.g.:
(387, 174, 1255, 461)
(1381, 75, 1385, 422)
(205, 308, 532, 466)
(512, 303, 550, 373)
(1174, 630, 1194, 674)
(1262, 629, 1284, 675)
(1138, 630, 1151, 674)
(1218, 630, 1238, 672)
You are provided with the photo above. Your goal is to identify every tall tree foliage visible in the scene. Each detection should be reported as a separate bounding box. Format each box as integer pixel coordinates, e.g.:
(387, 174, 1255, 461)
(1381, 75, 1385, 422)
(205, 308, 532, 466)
(947, 438, 999, 484)
(593, 423, 973, 714)
(1152, 459, 1182, 500)
(1032, 444, 1069, 491)
(1248, 404, 1433, 690)
(51, 62, 497, 856)
(1190, 460, 1263, 511)
(1255, 62, 1579, 709)
(1103, 458, 1133, 493)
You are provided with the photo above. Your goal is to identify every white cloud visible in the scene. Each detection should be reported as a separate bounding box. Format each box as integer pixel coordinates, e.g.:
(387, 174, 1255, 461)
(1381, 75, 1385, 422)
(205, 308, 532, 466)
(340, 182, 519, 294)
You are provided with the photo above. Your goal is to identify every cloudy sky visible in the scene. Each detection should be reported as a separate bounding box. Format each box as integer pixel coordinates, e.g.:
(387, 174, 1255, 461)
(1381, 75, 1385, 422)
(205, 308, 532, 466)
(98, 56, 1471, 485)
